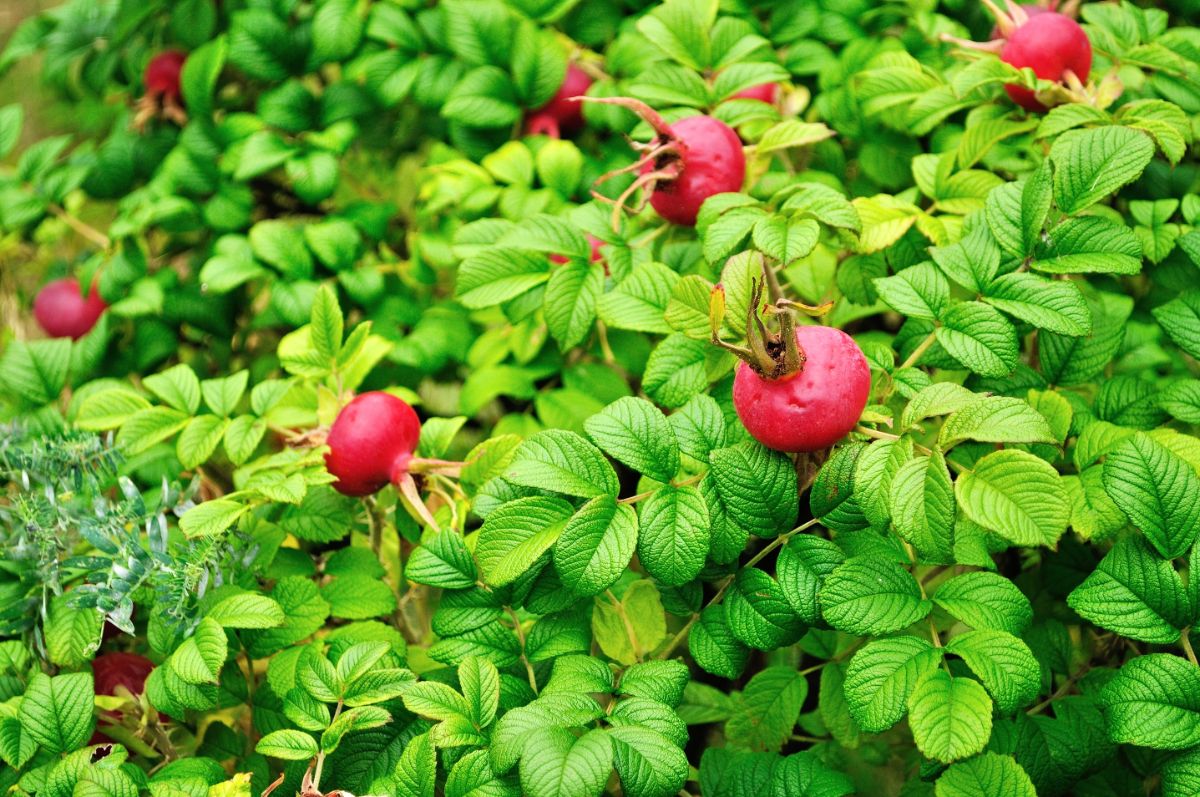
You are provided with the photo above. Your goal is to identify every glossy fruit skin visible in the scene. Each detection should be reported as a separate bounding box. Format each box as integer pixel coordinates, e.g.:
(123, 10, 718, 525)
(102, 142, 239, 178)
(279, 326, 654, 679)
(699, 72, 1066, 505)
(34, 278, 107, 340)
(145, 50, 187, 100)
(643, 115, 745, 227)
(325, 391, 421, 496)
(530, 65, 593, 135)
(93, 652, 155, 697)
(732, 326, 871, 453)
(1000, 12, 1092, 111)
(733, 83, 779, 104)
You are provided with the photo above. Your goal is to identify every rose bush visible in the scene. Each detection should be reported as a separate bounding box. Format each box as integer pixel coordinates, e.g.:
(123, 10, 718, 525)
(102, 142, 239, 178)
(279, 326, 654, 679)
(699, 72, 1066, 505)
(1, 0, 1200, 796)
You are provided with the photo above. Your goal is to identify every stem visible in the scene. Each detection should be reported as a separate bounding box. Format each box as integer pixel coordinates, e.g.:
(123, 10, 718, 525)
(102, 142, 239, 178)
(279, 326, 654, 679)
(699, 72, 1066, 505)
(505, 607, 539, 693)
(48, 204, 111, 249)
(899, 330, 938, 370)
(1182, 627, 1199, 667)
(789, 734, 827, 744)
(364, 495, 383, 557)
(606, 590, 644, 661)
(1027, 671, 1082, 715)
(656, 614, 697, 660)
(311, 700, 343, 789)
(618, 473, 705, 505)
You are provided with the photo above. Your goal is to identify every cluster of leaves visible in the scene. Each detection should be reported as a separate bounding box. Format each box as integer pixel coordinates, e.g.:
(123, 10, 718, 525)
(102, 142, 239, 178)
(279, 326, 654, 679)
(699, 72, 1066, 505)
(2, 0, 1200, 796)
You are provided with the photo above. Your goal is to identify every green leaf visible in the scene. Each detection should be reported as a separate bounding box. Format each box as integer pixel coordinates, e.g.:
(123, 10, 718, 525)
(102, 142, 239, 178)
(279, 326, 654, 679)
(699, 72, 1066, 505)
(1103, 433, 1200, 559)
(636, 486, 709, 587)
(256, 729, 319, 761)
(907, 669, 993, 764)
(944, 630, 1039, 714)
(935, 753, 1037, 797)
(545, 261, 602, 350)
(939, 396, 1058, 448)
(244, 576, 331, 658)
(668, 394, 726, 461)
(635, 0, 716, 69)
(505, 430, 620, 498)
(170, 617, 227, 685)
(1032, 216, 1143, 275)
(982, 273, 1091, 336)
(874, 262, 950, 320)
(1160, 380, 1200, 423)
(44, 593, 101, 668)
(725, 666, 807, 752)
(1067, 535, 1192, 643)
(710, 441, 799, 537)
(933, 572, 1033, 634)
(476, 496, 574, 587)
(935, 302, 1019, 377)
(18, 673, 94, 754)
(0, 104, 23, 159)
(820, 558, 931, 636)
(844, 635, 941, 734)
(1050, 126, 1155, 214)
(752, 216, 821, 265)
(312, 0, 365, 64)
(609, 726, 689, 797)
(1100, 653, 1200, 750)
(394, 732, 436, 797)
(144, 363, 202, 414)
(899, 383, 978, 431)
(456, 249, 549, 308)
(322, 705, 391, 753)
(177, 415, 230, 469)
(518, 727, 613, 797)
(309, 284, 344, 360)
(724, 568, 805, 651)
(1153, 291, 1200, 360)
(407, 530, 479, 590)
(200, 370, 249, 417)
(179, 499, 249, 537)
(769, 751, 856, 797)
(584, 397, 680, 483)
(180, 36, 226, 120)
(776, 536, 845, 625)
(592, 581, 667, 665)
(955, 449, 1069, 547)
(550, 497, 637, 597)
(322, 574, 397, 619)
(689, 605, 750, 680)
(596, 261, 678, 334)
(888, 451, 955, 563)
(76, 386, 152, 430)
(459, 656, 501, 728)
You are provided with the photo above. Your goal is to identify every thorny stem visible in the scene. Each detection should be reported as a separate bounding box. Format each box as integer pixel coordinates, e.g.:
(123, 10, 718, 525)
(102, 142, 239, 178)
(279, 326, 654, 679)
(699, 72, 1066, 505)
(606, 589, 644, 661)
(506, 606, 539, 693)
(1182, 627, 1198, 667)
(48, 204, 111, 249)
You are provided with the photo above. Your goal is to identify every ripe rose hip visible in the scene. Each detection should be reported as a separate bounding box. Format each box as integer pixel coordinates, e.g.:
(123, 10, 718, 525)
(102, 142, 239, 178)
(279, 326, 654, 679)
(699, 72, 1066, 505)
(642, 115, 745, 227)
(34, 278, 107, 340)
(732, 326, 871, 452)
(527, 65, 593, 138)
(733, 83, 780, 104)
(144, 50, 187, 101)
(93, 652, 155, 697)
(1000, 11, 1092, 110)
(324, 392, 421, 496)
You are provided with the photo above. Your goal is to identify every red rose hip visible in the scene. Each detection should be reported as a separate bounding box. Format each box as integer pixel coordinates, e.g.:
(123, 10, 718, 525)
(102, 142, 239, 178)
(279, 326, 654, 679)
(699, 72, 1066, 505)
(93, 652, 155, 697)
(1000, 11, 1091, 110)
(527, 65, 593, 138)
(642, 115, 745, 227)
(733, 83, 779, 104)
(324, 391, 421, 496)
(145, 50, 187, 101)
(34, 278, 107, 340)
(733, 326, 871, 452)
